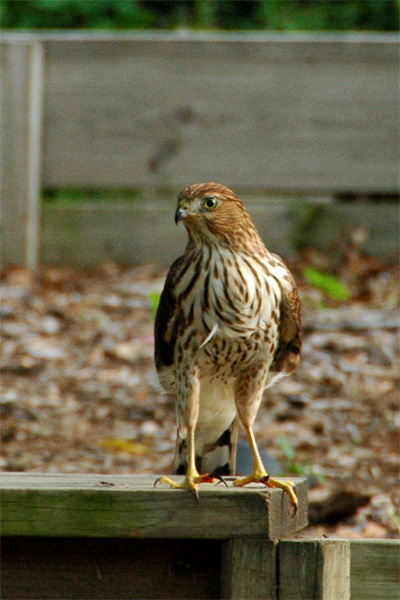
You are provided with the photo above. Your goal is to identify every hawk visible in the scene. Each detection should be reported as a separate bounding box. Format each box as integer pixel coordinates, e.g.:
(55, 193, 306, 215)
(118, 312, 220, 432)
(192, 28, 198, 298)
(154, 183, 301, 508)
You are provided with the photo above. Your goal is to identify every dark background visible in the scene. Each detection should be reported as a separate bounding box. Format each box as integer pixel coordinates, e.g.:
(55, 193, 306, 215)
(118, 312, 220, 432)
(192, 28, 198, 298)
(1, 0, 398, 32)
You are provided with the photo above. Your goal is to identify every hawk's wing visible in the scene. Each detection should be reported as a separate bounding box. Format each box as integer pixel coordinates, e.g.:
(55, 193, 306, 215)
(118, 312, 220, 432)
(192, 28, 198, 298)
(154, 256, 184, 371)
(270, 255, 301, 375)
(154, 254, 238, 476)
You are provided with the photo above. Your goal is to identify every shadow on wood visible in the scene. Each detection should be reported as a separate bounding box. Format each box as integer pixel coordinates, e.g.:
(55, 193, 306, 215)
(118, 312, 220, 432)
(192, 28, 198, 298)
(1, 473, 399, 600)
(1, 537, 222, 600)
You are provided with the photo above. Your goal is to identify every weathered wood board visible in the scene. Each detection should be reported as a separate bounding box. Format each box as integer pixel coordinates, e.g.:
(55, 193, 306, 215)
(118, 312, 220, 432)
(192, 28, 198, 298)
(2, 32, 399, 195)
(39, 200, 399, 267)
(220, 539, 277, 600)
(279, 538, 350, 600)
(1, 527, 398, 600)
(294, 201, 400, 259)
(0, 474, 398, 600)
(40, 34, 399, 192)
(0, 43, 32, 266)
(0, 473, 308, 540)
(1, 33, 399, 269)
(350, 539, 400, 600)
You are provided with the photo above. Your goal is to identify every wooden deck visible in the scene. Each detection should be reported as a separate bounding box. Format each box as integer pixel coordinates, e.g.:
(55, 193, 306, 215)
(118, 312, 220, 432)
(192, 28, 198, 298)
(1, 473, 399, 599)
(0, 472, 307, 540)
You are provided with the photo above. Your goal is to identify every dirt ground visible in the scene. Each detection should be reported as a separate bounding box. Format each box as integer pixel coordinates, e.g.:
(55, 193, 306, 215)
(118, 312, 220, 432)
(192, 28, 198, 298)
(1, 244, 399, 539)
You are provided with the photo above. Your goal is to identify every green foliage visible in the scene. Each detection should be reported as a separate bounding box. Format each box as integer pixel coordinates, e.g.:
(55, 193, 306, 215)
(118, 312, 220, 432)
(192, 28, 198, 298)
(147, 291, 160, 319)
(276, 435, 296, 462)
(0, 0, 157, 30)
(1, 0, 398, 31)
(43, 188, 140, 203)
(303, 266, 352, 301)
(255, 0, 399, 31)
(276, 435, 323, 481)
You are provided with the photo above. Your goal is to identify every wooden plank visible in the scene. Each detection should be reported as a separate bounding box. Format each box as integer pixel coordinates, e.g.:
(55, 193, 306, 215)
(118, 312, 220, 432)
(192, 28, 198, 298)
(296, 202, 400, 258)
(0, 473, 308, 540)
(279, 539, 350, 600)
(39, 200, 295, 267)
(39, 200, 398, 267)
(350, 540, 400, 600)
(0, 41, 44, 270)
(1, 537, 221, 600)
(0, 43, 30, 266)
(24, 42, 45, 270)
(220, 539, 277, 600)
(33, 33, 400, 192)
(1, 536, 398, 600)
(40, 201, 188, 267)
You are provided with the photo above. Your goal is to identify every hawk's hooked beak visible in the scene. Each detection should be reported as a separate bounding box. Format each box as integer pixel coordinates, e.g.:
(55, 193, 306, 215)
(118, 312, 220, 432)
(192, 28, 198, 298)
(175, 206, 188, 225)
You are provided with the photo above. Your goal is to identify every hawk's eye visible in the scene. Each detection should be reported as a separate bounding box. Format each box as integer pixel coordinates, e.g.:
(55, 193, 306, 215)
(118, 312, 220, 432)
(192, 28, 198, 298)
(202, 197, 218, 211)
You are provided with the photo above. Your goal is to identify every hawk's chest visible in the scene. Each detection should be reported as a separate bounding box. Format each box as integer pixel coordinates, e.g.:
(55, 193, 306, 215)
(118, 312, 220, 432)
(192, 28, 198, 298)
(176, 249, 282, 370)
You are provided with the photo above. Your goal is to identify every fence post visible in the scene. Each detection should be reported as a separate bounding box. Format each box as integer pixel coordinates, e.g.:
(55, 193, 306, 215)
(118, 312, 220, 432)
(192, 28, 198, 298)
(1, 40, 44, 270)
(279, 538, 350, 600)
(350, 540, 400, 600)
(220, 539, 277, 600)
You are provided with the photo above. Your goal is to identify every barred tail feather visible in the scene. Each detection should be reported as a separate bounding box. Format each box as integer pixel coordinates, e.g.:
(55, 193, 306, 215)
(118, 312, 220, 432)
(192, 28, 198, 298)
(174, 417, 238, 476)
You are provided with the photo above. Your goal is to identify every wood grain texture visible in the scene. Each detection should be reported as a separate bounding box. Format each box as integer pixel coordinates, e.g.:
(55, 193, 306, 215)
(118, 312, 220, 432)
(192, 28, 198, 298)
(39, 201, 294, 267)
(351, 540, 400, 600)
(220, 539, 277, 600)
(1, 34, 399, 270)
(40, 35, 399, 192)
(0, 473, 307, 540)
(39, 200, 399, 267)
(0, 43, 31, 265)
(279, 539, 350, 600)
(40, 201, 188, 267)
(2, 33, 396, 193)
(295, 202, 400, 258)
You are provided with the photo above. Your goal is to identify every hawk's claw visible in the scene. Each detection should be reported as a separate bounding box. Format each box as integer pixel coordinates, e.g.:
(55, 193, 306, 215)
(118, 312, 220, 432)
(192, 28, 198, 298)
(212, 474, 229, 488)
(153, 472, 219, 502)
(259, 474, 270, 485)
(191, 486, 200, 504)
(233, 474, 298, 516)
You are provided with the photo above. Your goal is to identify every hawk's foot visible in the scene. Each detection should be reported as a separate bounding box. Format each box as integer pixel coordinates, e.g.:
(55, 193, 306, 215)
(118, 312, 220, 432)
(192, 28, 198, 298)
(233, 474, 298, 514)
(154, 472, 222, 502)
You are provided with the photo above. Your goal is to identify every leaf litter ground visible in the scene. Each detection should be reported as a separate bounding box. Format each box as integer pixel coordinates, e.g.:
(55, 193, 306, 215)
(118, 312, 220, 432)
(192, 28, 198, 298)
(1, 251, 398, 539)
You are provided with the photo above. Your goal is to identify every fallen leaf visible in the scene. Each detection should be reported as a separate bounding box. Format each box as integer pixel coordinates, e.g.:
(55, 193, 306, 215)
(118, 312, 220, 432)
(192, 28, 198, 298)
(101, 438, 150, 455)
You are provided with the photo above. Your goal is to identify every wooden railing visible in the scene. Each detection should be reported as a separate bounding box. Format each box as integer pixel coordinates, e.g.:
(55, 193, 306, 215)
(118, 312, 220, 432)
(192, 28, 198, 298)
(1, 33, 399, 268)
(1, 473, 399, 599)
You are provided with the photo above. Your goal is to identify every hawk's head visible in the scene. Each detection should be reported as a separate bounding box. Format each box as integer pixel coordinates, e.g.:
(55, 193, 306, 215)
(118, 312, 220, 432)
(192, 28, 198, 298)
(175, 183, 256, 247)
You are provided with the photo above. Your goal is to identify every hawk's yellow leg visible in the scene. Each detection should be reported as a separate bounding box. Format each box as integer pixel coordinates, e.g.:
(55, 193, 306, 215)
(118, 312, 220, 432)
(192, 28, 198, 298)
(233, 426, 298, 511)
(155, 426, 216, 497)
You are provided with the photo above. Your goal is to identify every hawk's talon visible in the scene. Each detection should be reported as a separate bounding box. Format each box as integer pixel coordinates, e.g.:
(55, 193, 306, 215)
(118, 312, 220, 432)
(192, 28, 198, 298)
(191, 486, 200, 504)
(233, 474, 298, 515)
(259, 474, 271, 485)
(153, 472, 219, 502)
(212, 474, 229, 488)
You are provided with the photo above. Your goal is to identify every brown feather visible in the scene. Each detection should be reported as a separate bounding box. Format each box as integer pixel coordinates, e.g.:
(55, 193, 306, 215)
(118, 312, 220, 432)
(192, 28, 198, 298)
(154, 255, 184, 369)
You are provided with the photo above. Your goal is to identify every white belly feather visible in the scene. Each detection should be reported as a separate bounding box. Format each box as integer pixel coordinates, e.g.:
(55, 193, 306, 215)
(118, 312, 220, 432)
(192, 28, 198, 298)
(195, 376, 236, 452)
(159, 248, 283, 445)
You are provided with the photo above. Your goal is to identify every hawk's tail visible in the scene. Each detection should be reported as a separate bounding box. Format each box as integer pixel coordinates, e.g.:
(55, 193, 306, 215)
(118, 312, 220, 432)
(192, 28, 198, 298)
(174, 417, 238, 476)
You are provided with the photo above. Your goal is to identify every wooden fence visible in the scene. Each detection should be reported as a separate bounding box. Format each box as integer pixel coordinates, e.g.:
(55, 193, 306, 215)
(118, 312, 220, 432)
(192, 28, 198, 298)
(1, 473, 399, 600)
(1, 32, 399, 268)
